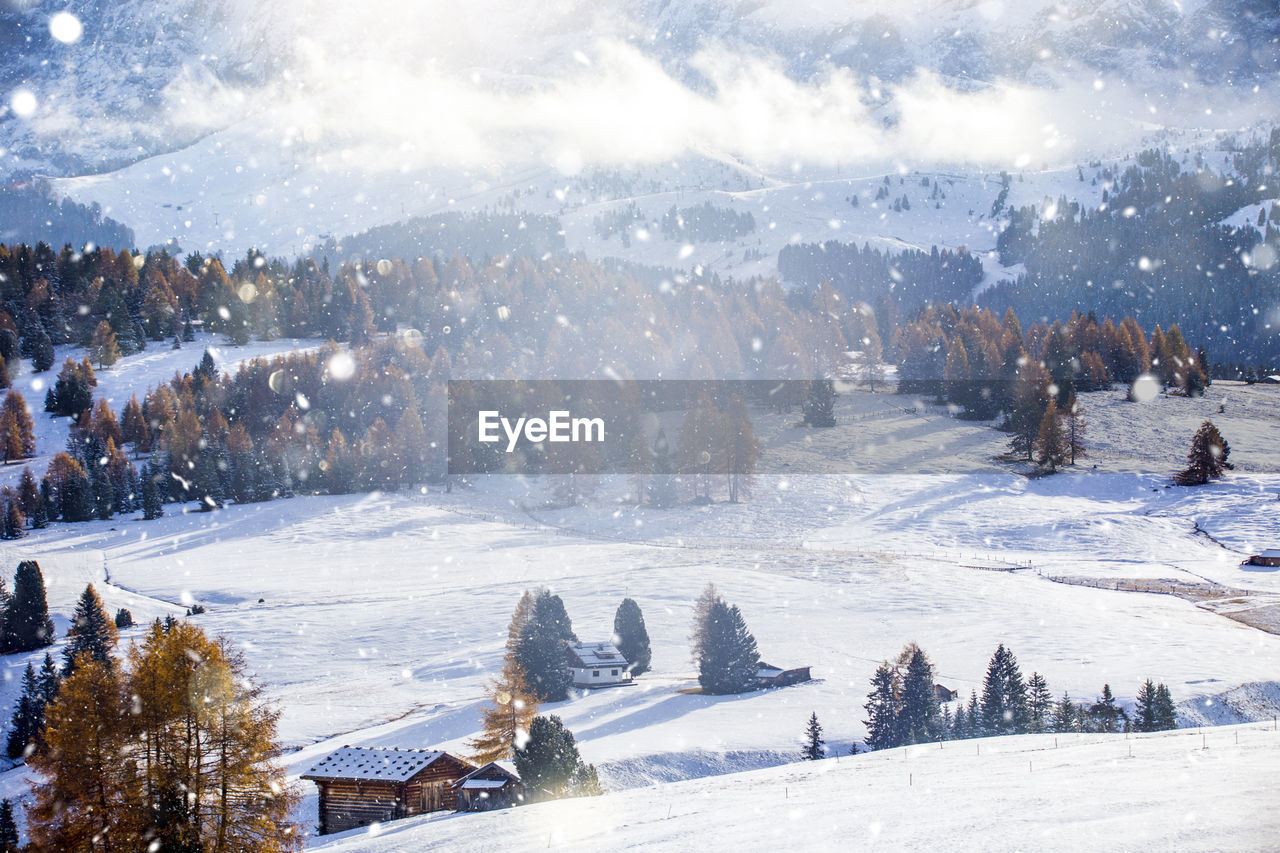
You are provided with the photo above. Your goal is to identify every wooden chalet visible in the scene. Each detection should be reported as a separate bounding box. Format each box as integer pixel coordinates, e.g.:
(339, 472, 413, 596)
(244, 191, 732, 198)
(301, 746, 474, 835)
(935, 684, 959, 702)
(452, 761, 525, 811)
(1245, 549, 1280, 568)
(755, 662, 812, 688)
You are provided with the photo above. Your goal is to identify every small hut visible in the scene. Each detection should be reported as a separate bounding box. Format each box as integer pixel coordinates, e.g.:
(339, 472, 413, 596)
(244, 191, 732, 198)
(1245, 549, 1280, 567)
(452, 762, 525, 811)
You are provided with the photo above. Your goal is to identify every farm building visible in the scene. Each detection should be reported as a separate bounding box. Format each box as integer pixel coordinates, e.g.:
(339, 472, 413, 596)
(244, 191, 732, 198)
(567, 641, 632, 688)
(302, 746, 475, 835)
(756, 663, 812, 688)
(453, 762, 525, 811)
(1245, 549, 1280, 567)
(935, 684, 959, 702)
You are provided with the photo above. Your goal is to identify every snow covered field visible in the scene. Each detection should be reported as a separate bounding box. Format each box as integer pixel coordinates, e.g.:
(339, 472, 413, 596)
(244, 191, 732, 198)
(0, 344, 1275, 844)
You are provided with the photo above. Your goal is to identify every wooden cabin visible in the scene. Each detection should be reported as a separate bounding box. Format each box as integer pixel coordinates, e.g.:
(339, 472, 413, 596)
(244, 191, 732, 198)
(935, 684, 959, 702)
(302, 746, 474, 835)
(755, 663, 812, 688)
(1245, 549, 1280, 567)
(567, 641, 632, 688)
(452, 761, 525, 811)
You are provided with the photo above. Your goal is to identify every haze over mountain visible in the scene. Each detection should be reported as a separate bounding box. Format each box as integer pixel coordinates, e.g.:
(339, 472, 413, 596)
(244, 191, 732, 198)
(1, 0, 1277, 181)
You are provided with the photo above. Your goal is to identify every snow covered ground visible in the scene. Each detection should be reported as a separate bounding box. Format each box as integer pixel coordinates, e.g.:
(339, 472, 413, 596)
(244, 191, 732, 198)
(0, 344, 1275, 844)
(310, 723, 1280, 852)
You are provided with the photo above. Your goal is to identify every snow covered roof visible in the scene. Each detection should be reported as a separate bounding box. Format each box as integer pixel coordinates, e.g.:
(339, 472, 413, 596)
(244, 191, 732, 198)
(452, 761, 521, 790)
(1259, 549, 1280, 559)
(568, 642, 627, 668)
(302, 747, 447, 783)
(756, 666, 784, 679)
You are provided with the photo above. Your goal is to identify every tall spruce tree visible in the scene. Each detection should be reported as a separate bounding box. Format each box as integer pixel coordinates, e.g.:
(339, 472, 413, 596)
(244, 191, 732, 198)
(1027, 672, 1052, 733)
(801, 712, 825, 760)
(697, 599, 760, 695)
(863, 662, 901, 751)
(62, 583, 119, 676)
(898, 645, 940, 744)
(515, 590, 577, 702)
(3, 560, 54, 652)
(688, 582, 719, 667)
(0, 799, 16, 853)
(951, 701, 969, 740)
(1153, 683, 1177, 731)
(980, 644, 1028, 735)
(1134, 679, 1159, 732)
(1052, 693, 1078, 733)
(613, 598, 652, 677)
(513, 714, 600, 801)
(6, 663, 44, 759)
(802, 379, 837, 427)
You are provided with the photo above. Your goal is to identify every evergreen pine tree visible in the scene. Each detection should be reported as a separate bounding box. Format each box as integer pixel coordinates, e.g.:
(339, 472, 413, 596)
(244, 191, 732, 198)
(62, 583, 119, 676)
(802, 379, 837, 427)
(38, 653, 60, 705)
(6, 663, 44, 759)
(1089, 684, 1124, 733)
(951, 701, 968, 740)
(688, 582, 719, 667)
(697, 599, 760, 695)
(0, 799, 17, 852)
(1153, 683, 1178, 731)
(612, 597, 651, 677)
(513, 714, 598, 801)
(142, 459, 165, 519)
(515, 590, 577, 702)
(1027, 672, 1052, 733)
(3, 560, 54, 651)
(980, 644, 1029, 734)
(801, 711, 825, 760)
(1134, 679, 1158, 732)
(863, 662, 901, 751)
(899, 645, 939, 744)
(1052, 693, 1077, 733)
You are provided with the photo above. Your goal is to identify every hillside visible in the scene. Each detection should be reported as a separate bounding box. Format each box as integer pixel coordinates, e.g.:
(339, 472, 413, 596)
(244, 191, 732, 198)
(309, 724, 1280, 852)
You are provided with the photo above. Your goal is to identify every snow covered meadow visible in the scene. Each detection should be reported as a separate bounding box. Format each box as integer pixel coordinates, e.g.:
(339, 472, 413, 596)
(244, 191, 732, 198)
(0, 342, 1275, 845)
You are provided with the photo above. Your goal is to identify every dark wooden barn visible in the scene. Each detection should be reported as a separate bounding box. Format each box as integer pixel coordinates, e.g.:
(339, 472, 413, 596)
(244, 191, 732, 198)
(302, 746, 475, 835)
(452, 761, 525, 811)
(755, 663, 812, 688)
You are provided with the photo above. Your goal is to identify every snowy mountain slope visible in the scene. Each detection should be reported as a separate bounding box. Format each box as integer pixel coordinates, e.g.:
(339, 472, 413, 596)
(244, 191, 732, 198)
(309, 724, 1280, 852)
